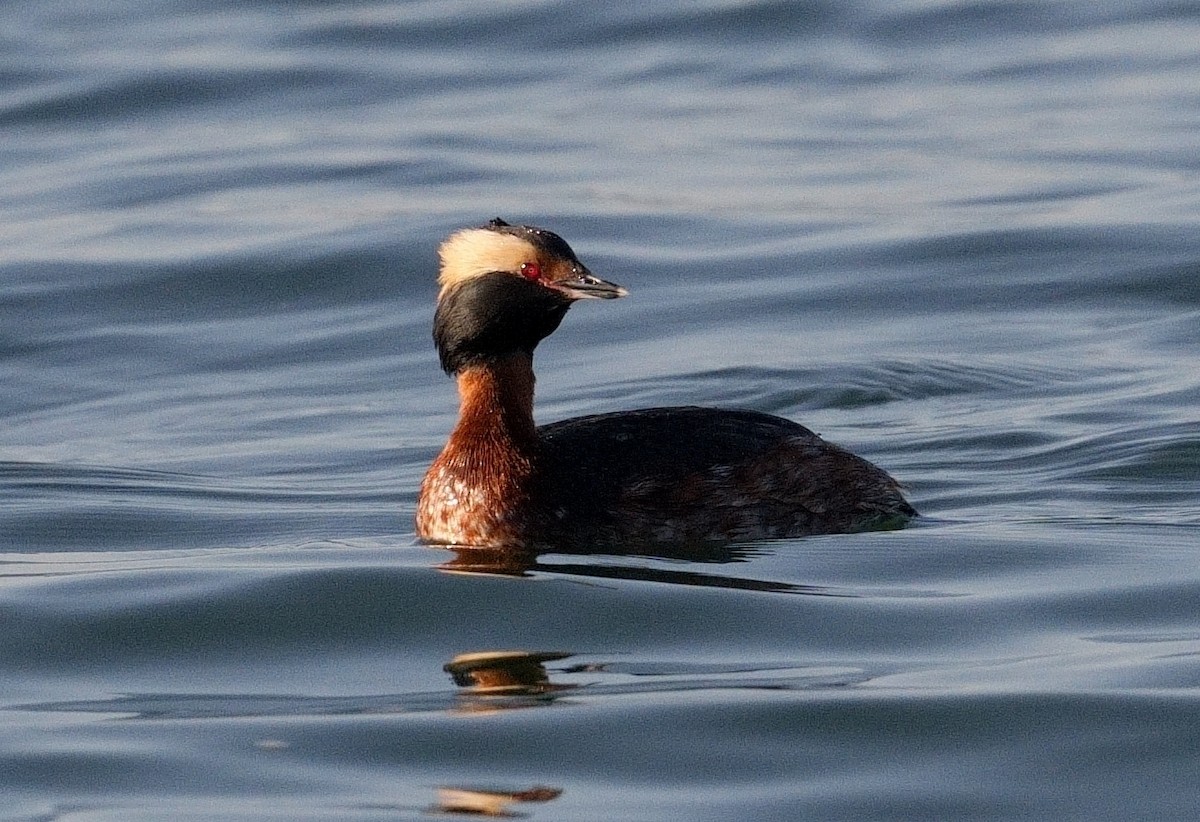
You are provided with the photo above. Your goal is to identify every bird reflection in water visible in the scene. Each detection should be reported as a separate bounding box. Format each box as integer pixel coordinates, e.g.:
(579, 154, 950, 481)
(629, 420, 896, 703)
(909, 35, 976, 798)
(434, 651, 571, 815)
(443, 649, 578, 711)
(431, 784, 562, 817)
(436, 544, 834, 596)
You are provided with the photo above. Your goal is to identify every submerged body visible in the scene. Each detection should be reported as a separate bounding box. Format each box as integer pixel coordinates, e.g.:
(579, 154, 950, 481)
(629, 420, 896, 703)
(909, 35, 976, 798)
(416, 219, 915, 550)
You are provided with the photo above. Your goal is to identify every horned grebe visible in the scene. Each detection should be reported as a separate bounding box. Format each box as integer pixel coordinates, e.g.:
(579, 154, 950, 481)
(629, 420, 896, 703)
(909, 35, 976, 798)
(416, 219, 915, 550)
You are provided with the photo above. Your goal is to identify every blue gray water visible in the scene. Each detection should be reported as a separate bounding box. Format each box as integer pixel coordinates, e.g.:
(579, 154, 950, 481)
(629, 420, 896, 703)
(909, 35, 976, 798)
(3, 1, 1199, 819)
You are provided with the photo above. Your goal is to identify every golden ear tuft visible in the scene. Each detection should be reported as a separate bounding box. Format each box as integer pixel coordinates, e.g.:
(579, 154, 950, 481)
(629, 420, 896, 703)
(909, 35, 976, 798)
(437, 228, 539, 294)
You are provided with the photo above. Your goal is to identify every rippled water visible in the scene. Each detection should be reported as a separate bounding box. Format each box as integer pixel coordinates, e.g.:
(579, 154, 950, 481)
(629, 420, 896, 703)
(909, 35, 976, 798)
(3, 1, 1200, 819)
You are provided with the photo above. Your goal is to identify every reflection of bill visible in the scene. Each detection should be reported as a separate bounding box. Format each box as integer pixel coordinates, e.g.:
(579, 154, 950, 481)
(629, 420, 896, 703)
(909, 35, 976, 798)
(434, 784, 562, 816)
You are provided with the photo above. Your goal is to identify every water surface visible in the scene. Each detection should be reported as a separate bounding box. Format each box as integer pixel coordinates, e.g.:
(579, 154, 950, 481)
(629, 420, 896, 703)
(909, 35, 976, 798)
(3, 1, 1200, 819)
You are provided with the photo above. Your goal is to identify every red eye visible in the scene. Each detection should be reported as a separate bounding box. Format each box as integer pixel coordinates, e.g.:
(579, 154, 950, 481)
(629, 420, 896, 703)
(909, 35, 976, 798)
(520, 262, 541, 281)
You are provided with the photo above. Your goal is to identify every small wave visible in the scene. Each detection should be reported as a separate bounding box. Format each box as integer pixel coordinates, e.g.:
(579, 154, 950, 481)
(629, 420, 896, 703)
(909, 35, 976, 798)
(0, 461, 404, 552)
(562, 358, 1098, 415)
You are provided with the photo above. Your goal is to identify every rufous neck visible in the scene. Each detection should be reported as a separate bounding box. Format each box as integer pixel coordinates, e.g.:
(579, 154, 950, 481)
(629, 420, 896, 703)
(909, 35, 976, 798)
(452, 352, 537, 446)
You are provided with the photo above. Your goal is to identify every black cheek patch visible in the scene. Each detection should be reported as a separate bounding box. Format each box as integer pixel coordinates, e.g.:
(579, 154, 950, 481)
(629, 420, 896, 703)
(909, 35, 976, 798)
(434, 273, 571, 374)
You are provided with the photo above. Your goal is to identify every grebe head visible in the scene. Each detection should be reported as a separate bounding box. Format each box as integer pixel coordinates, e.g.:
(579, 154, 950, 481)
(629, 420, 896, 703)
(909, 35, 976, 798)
(433, 218, 627, 375)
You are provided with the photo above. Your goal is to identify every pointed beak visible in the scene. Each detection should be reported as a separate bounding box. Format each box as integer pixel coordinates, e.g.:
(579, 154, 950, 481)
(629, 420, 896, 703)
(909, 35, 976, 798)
(554, 265, 628, 300)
